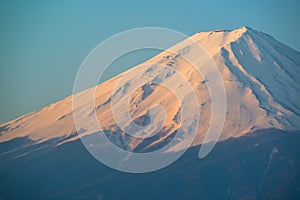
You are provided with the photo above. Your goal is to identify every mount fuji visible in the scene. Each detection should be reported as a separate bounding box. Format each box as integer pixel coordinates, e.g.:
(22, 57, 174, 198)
(1, 26, 300, 199)
(1, 26, 299, 150)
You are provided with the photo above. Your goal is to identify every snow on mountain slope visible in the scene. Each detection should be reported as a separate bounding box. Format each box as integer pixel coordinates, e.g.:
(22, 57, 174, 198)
(0, 26, 299, 153)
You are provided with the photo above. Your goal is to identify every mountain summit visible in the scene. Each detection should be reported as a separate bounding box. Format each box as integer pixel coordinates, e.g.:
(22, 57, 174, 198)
(0, 27, 299, 153)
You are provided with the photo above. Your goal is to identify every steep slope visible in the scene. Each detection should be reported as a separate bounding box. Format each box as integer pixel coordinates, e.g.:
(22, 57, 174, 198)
(0, 27, 299, 154)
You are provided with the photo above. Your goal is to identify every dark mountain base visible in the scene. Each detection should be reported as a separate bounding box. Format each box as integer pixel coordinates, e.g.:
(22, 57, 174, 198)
(1, 129, 300, 200)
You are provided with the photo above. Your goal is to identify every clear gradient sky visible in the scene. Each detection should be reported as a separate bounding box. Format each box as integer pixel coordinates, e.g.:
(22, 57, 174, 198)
(0, 0, 299, 123)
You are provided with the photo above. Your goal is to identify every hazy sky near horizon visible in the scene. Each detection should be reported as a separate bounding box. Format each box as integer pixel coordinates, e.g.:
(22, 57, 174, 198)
(0, 0, 299, 123)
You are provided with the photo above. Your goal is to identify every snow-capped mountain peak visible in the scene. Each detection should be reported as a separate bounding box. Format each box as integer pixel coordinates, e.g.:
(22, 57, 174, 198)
(0, 26, 299, 153)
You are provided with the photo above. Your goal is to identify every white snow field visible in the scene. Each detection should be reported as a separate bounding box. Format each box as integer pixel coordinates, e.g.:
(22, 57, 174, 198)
(1, 26, 299, 153)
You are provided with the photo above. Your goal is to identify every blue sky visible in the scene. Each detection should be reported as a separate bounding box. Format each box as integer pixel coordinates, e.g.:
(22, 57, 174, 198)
(0, 0, 299, 123)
